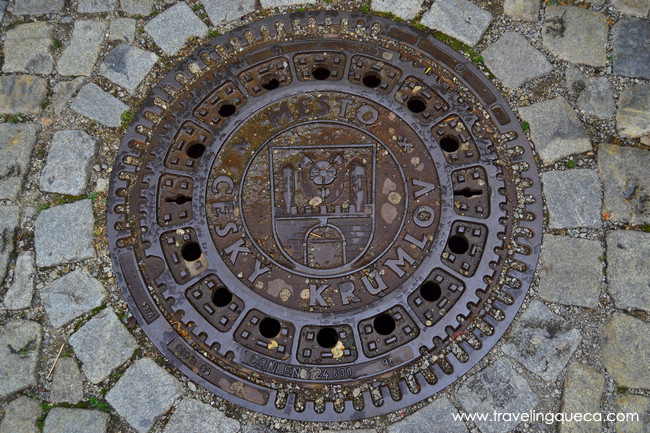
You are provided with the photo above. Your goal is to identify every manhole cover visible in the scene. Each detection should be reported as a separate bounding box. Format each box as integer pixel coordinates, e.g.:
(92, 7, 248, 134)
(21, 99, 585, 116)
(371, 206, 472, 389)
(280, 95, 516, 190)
(108, 11, 542, 421)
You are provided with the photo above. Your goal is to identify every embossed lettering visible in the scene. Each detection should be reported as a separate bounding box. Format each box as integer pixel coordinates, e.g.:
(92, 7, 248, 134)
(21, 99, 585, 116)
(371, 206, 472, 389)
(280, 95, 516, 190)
(384, 247, 415, 277)
(413, 205, 435, 228)
(405, 233, 428, 250)
(215, 222, 238, 237)
(338, 281, 361, 305)
(247, 259, 270, 283)
(356, 105, 379, 125)
(224, 238, 249, 265)
(267, 101, 294, 129)
(337, 98, 352, 118)
(309, 284, 329, 306)
(212, 202, 234, 217)
(412, 179, 436, 198)
(213, 175, 234, 194)
(361, 272, 388, 295)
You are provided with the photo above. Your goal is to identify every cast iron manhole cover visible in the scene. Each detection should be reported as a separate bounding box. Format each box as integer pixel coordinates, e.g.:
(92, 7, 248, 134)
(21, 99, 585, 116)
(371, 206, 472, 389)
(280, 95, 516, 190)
(108, 11, 542, 421)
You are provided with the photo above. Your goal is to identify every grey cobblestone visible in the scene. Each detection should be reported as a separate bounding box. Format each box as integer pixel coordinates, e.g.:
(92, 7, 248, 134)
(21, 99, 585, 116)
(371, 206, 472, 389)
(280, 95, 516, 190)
(0, 75, 48, 115)
(0, 396, 40, 433)
(538, 235, 602, 309)
(503, 0, 540, 22)
(69, 308, 137, 383)
(371, 0, 421, 20)
(163, 397, 241, 433)
(616, 83, 650, 138)
(14, 0, 64, 15)
(482, 31, 552, 89)
(542, 6, 608, 67)
(201, 0, 256, 25)
(41, 268, 107, 328)
(0, 206, 20, 285)
(106, 358, 183, 433)
(612, 17, 650, 80)
(387, 396, 468, 433)
(0, 124, 37, 201)
(3, 251, 35, 310)
(100, 44, 159, 93)
(70, 83, 128, 128)
(559, 363, 604, 433)
(121, 0, 154, 16)
(57, 20, 107, 77)
(0, 320, 42, 399)
(109, 18, 136, 43)
(43, 408, 109, 433)
(501, 300, 581, 382)
(611, 0, 650, 17)
(601, 313, 650, 390)
(52, 78, 84, 115)
(260, 0, 318, 6)
(39, 130, 97, 195)
(606, 230, 650, 313)
(78, 0, 116, 13)
(598, 143, 650, 225)
(34, 200, 96, 267)
(541, 169, 602, 229)
(518, 97, 591, 165)
(615, 395, 649, 433)
(3, 22, 54, 74)
(0, 1, 6, 23)
(420, 0, 492, 47)
(51, 357, 84, 404)
(144, 3, 208, 55)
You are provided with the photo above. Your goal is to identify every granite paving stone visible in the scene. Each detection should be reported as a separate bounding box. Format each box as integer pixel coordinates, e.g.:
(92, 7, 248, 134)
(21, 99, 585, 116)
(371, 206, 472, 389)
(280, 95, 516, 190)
(40, 268, 107, 328)
(322, 430, 375, 433)
(100, 44, 159, 93)
(0, 1, 6, 23)
(40, 130, 97, 195)
(611, 0, 650, 17)
(542, 6, 608, 67)
(14, 0, 64, 15)
(0, 206, 20, 285)
(503, 0, 540, 22)
(260, 0, 318, 6)
(163, 398, 241, 433)
(4, 251, 36, 310)
(420, 0, 493, 47)
(120, 0, 154, 16)
(501, 300, 582, 382)
(78, 0, 116, 13)
(43, 408, 109, 433)
(144, 3, 208, 55)
(201, 0, 256, 24)
(598, 144, 650, 225)
(52, 78, 84, 115)
(106, 358, 184, 433)
(0, 75, 48, 115)
(371, 0, 421, 20)
(518, 97, 591, 165)
(577, 78, 614, 119)
(0, 124, 37, 200)
(34, 200, 96, 267)
(606, 231, 650, 313)
(3, 22, 54, 74)
(0, 396, 40, 433)
(612, 17, 650, 80)
(456, 358, 539, 433)
(51, 358, 84, 404)
(482, 32, 552, 89)
(559, 363, 604, 433)
(615, 395, 649, 433)
(70, 83, 128, 128)
(109, 18, 136, 43)
(601, 313, 650, 389)
(69, 308, 138, 383)
(616, 83, 650, 138)
(541, 169, 602, 229)
(387, 396, 468, 433)
(538, 235, 602, 309)
(57, 20, 107, 77)
(0, 320, 42, 399)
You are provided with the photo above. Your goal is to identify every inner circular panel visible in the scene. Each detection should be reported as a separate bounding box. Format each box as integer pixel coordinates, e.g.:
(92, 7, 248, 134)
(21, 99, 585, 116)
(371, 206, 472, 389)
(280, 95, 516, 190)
(107, 11, 542, 422)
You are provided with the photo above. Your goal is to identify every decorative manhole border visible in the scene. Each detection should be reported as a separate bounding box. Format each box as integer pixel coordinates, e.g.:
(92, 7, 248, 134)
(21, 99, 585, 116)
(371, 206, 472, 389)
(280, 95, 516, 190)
(107, 11, 542, 422)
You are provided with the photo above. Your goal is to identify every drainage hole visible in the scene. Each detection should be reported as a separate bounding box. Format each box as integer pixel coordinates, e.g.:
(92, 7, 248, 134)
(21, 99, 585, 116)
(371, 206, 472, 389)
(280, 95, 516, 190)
(212, 286, 232, 307)
(259, 317, 282, 338)
(362, 71, 382, 88)
(420, 281, 442, 302)
(166, 195, 192, 205)
(406, 97, 427, 113)
(312, 66, 331, 80)
(448, 235, 469, 255)
(261, 77, 280, 90)
(181, 241, 202, 261)
(453, 188, 482, 198)
(186, 142, 206, 159)
(316, 327, 339, 348)
(218, 103, 236, 117)
(373, 314, 396, 335)
(440, 135, 460, 152)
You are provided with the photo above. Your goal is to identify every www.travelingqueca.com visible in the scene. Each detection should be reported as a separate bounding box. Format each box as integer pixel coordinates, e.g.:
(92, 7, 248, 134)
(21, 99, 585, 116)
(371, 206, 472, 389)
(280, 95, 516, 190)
(452, 411, 640, 425)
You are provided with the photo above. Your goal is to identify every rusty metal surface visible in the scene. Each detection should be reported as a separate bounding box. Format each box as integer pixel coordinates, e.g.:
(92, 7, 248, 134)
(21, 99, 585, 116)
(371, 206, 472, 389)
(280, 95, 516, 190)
(107, 11, 543, 421)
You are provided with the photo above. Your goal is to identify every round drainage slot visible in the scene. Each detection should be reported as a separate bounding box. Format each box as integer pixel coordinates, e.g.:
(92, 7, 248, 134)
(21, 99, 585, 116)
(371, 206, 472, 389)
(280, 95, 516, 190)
(108, 11, 542, 422)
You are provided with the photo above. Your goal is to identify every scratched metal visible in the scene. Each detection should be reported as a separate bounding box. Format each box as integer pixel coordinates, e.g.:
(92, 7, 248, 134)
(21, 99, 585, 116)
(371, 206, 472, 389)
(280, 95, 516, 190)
(107, 11, 542, 421)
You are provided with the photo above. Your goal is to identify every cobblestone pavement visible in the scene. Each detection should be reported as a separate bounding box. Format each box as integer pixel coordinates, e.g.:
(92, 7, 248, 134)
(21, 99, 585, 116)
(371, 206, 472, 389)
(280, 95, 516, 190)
(0, 0, 648, 432)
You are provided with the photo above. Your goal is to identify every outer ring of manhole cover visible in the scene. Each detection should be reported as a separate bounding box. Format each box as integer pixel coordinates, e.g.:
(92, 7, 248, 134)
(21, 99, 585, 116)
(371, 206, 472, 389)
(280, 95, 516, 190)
(108, 11, 542, 421)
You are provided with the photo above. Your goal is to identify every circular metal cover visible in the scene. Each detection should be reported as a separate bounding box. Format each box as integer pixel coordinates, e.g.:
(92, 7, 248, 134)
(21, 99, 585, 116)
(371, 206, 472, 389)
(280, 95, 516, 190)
(108, 11, 542, 421)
